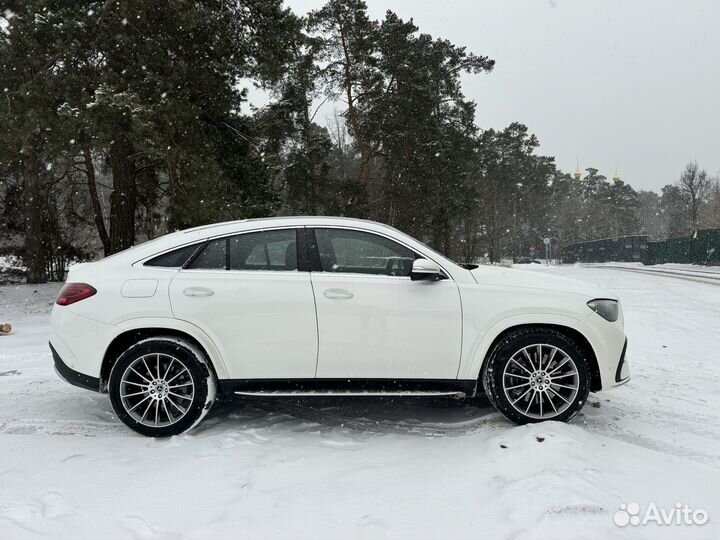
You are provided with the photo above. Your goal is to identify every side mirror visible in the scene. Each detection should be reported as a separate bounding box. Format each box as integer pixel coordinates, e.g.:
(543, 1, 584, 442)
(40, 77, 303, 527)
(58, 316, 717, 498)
(410, 258, 444, 281)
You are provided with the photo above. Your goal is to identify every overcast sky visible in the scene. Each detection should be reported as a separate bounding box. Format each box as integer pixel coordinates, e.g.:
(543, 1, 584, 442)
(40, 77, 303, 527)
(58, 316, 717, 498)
(281, 0, 720, 192)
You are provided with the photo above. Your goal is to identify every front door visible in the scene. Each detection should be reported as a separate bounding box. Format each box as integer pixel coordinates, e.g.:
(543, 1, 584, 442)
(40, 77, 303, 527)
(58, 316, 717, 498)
(310, 227, 462, 380)
(169, 228, 318, 379)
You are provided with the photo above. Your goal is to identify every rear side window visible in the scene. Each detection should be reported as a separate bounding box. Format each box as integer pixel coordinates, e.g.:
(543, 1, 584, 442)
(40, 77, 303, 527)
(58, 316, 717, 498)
(229, 229, 298, 271)
(187, 238, 226, 270)
(145, 244, 200, 268)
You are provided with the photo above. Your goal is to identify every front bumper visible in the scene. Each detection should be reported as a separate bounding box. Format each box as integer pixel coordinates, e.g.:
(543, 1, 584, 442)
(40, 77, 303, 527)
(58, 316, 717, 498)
(573, 311, 628, 390)
(614, 338, 630, 385)
(50, 342, 101, 392)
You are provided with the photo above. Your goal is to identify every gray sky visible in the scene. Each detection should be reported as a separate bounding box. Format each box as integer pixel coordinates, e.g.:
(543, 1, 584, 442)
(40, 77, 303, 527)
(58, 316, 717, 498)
(280, 0, 720, 192)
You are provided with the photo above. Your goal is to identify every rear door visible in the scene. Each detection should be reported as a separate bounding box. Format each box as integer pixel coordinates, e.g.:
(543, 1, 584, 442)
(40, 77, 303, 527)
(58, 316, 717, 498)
(309, 227, 462, 380)
(168, 228, 318, 379)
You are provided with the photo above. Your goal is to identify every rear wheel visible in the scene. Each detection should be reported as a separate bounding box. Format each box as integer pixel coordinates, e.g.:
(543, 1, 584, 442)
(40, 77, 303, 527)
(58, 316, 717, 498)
(109, 337, 216, 437)
(482, 328, 590, 424)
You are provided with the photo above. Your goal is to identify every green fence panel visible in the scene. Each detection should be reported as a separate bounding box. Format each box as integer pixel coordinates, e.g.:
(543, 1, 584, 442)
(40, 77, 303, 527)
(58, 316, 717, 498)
(562, 229, 720, 265)
(647, 241, 666, 265)
(691, 229, 720, 265)
(665, 237, 690, 263)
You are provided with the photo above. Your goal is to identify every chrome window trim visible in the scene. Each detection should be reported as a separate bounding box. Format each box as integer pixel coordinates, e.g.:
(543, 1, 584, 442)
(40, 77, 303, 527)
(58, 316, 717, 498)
(137, 226, 302, 270)
(136, 223, 454, 281)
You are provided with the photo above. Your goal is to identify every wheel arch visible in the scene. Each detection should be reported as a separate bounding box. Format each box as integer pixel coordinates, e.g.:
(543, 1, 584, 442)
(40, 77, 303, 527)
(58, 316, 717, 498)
(100, 320, 228, 392)
(473, 322, 602, 392)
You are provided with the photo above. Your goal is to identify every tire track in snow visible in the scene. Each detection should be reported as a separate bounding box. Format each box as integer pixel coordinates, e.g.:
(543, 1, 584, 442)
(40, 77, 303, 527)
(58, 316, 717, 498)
(592, 265, 720, 286)
(0, 418, 129, 437)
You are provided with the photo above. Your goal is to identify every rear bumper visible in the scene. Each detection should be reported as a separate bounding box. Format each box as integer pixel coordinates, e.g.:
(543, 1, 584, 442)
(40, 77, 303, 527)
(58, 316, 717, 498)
(50, 342, 101, 392)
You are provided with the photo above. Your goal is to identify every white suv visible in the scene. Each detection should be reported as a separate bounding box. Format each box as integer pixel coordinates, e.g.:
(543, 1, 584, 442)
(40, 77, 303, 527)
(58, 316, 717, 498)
(50, 216, 629, 436)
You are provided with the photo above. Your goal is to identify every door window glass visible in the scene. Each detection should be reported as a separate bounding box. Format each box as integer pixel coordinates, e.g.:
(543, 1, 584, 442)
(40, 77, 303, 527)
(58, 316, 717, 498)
(187, 238, 226, 270)
(229, 229, 298, 271)
(145, 243, 200, 267)
(314, 228, 415, 276)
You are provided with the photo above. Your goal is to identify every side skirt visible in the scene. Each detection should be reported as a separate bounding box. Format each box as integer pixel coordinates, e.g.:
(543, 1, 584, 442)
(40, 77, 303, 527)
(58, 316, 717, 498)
(218, 378, 478, 398)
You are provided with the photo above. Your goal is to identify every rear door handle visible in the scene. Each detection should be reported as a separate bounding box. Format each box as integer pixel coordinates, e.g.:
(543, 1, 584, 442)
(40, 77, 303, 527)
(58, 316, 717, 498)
(323, 288, 354, 300)
(183, 286, 215, 297)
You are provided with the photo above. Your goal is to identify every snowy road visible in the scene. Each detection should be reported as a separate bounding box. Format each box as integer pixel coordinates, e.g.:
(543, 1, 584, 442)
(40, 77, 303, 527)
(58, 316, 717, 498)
(1, 265, 719, 540)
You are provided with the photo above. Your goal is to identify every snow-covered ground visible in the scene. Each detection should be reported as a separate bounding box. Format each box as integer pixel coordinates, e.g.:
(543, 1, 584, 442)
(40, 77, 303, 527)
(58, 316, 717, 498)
(1, 265, 719, 540)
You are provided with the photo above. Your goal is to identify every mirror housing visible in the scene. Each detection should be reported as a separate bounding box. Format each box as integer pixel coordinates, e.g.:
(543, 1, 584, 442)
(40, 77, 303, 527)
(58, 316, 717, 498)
(410, 258, 444, 281)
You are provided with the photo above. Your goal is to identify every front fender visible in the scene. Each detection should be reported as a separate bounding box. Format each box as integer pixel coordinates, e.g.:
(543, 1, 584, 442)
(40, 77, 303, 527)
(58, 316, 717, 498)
(459, 313, 583, 380)
(115, 317, 230, 379)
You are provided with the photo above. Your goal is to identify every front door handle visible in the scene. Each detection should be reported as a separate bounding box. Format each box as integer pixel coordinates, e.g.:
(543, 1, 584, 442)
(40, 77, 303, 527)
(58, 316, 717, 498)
(183, 286, 215, 297)
(323, 288, 354, 300)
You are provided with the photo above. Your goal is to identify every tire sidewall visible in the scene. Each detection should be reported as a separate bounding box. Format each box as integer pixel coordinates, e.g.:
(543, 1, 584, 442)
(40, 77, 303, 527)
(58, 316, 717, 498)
(109, 338, 212, 437)
(484, 329, 591, 425)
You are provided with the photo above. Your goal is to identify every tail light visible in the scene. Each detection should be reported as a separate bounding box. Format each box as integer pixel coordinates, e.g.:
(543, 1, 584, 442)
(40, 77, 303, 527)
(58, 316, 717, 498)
(56, 283, 97, 306)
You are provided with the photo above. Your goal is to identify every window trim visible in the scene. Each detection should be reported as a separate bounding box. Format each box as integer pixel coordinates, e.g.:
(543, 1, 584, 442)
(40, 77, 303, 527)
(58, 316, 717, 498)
(307, 226, 450, 280)
(177, 227, 308, 273)
(138, 224, 452, 279)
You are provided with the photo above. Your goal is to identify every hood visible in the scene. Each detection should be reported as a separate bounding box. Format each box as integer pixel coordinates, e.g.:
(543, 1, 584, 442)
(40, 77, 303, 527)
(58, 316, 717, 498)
(470, 265, 616, 300)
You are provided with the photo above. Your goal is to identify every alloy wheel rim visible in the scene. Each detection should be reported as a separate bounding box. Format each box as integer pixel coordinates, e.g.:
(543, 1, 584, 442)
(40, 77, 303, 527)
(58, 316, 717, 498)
(119, 353, 195, 427)
(502, 344, 579, 420)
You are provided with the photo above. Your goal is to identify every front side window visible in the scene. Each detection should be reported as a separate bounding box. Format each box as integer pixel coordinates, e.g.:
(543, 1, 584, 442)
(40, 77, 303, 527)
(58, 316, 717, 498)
(229, 229, 298, 271)
(314, 228, 415, 276)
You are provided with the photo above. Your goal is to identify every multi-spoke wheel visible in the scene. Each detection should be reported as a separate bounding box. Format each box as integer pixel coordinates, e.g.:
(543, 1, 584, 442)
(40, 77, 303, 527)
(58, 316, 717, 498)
(109, 337, 217, 437)
(482, 328, 590, 424)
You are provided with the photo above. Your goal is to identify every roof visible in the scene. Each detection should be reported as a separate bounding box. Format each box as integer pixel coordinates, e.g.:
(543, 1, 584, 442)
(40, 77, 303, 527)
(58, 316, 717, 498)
(102, 216, 443, 267)
(180, 215, 393, 235)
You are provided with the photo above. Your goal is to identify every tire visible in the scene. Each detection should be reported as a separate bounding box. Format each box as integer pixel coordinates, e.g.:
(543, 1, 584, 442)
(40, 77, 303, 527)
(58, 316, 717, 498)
(482, 328, 590, 424)
(108, 337, 217, 437)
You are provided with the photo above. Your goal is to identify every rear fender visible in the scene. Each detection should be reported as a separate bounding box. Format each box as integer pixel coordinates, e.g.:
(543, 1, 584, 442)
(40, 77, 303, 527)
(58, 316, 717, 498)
(114, 318, 230, 379)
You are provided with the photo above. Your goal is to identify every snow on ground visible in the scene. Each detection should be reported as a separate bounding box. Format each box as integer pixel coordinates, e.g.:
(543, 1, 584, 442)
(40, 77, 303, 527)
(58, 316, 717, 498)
(591, 262, 720, 274)
(0, 255, 26, 285)
(640, 263, 720, 274)
(1, 266, 719, 540)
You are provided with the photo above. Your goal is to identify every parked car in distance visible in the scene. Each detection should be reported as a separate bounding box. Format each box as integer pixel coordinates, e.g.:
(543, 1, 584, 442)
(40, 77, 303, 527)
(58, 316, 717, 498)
(515, 257, 542, 264)
(50, 217, 629, 436)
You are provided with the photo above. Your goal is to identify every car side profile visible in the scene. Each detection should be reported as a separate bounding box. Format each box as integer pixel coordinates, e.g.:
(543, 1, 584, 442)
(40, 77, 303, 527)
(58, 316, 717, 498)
(50, 216, 629, 436)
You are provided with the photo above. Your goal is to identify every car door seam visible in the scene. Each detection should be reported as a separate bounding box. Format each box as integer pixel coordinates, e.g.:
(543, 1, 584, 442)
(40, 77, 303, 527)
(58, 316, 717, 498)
(309, 271, 321, 378)
(453, 282, 465, 380)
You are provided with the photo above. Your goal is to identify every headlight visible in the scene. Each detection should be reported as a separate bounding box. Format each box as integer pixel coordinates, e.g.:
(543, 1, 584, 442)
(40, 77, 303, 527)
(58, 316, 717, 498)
(587, 299, 619, 322)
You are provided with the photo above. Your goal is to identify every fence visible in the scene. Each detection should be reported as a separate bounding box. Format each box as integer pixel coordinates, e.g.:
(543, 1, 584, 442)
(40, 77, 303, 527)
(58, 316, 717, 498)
(561, 235, 648, 264)
(646, 229, 720, 265)
(562, 229, 720, 265)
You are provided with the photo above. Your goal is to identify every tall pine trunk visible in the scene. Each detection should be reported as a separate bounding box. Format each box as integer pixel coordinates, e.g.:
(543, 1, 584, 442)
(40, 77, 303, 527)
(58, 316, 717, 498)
(108, 135, 136, 254)
(167, 151, 187, 230)
(20, 130, 46, 283)
(82, 144, 110, 255)
(339, 29, 372, 215)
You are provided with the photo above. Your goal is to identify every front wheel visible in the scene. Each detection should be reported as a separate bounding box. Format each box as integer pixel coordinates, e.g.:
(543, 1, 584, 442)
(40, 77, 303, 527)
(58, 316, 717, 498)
(109, 337, 217, 437)
(482, 328, 590, 424)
